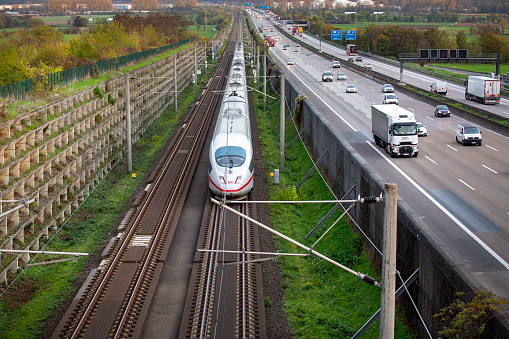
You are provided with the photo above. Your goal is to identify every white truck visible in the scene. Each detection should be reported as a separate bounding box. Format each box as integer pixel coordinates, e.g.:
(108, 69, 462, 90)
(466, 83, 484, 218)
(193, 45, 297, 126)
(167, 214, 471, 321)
(372, 105, 418, 157)
(465, 76, 501, 104)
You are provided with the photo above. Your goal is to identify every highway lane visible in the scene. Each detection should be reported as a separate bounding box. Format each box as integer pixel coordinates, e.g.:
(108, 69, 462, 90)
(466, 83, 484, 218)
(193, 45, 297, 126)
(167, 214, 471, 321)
(275, 21, 509, 117)
(251, 13, 509, 300)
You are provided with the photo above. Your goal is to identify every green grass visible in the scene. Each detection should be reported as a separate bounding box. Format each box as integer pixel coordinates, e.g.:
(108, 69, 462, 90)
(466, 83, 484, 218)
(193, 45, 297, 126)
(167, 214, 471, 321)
(410, 62, 506, 78)
(252, 70, 412, 338)
(0, 56, 217, 339)
(187, 24, 217, 39)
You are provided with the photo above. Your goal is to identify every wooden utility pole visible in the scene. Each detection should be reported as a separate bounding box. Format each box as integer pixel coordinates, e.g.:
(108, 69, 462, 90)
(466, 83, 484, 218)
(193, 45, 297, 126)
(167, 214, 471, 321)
(380, 183, 397, 339)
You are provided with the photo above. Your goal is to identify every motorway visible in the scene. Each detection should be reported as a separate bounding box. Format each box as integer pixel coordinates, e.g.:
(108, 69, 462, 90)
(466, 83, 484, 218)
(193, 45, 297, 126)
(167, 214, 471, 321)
(251, 13, 509, 301)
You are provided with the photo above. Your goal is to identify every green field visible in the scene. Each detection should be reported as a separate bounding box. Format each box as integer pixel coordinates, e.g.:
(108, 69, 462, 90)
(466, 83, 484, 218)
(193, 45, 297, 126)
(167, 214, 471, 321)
(187, 24, 217, 39)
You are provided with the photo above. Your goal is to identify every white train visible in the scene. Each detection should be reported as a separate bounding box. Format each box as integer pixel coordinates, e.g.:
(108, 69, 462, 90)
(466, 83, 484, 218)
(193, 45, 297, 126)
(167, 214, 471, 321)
(208, 42, 254, 199)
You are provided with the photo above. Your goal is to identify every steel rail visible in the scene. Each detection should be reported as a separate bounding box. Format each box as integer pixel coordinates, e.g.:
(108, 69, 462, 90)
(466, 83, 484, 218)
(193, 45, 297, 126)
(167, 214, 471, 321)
(68, 34, 236, 339)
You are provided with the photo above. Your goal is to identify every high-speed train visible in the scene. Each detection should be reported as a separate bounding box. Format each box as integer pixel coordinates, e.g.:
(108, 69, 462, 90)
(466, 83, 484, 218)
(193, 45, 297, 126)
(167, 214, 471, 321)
(208, 42, 254, 198)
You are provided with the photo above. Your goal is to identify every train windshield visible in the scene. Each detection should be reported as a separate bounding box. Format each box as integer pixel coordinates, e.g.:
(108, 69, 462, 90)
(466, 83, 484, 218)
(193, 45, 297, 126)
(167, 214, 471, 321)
(215, 146, 246, 168)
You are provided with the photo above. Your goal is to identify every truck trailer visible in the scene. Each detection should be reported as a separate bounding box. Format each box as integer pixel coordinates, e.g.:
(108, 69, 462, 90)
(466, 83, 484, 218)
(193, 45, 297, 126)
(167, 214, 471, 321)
(346, 44, 357, 56)
(465, 76, 500, 104)
(372, 105, 418, 157)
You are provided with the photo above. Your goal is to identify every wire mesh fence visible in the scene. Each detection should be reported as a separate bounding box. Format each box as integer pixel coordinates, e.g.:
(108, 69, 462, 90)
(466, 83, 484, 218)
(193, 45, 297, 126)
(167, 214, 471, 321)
(0, 39, 190, 100)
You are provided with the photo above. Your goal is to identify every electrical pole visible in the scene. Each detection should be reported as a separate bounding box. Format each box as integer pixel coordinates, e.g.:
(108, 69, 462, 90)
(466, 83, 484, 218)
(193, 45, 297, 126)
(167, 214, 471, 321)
(279, 72, 285, 171)
(263, 50, 267, 112)
(125, 74, 132, 173)
(380, 183, 397, 339)
(194, 44, 197, 88)
(174, 54, 178, 113)
(257, 45, 260, 85)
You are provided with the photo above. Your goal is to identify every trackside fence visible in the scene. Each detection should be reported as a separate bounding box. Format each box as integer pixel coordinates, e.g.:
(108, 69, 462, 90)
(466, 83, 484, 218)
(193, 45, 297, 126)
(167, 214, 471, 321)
(0, 39, 189, 100)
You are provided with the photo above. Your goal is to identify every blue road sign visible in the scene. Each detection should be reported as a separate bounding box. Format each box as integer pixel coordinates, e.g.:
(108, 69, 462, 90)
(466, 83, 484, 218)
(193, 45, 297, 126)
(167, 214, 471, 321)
(260, 5, 269, 9)
(345, 30, 356, 40)
(331, 30, 341, 40)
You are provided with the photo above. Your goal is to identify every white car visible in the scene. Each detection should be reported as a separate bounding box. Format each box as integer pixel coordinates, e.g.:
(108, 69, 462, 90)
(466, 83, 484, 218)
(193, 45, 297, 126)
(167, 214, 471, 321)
(332, 60, 341, 68)
(416, 122, 428, 137)
(322, 71, 333, 82)
(337, 72, 347, 80)
(382, 93, 398, 105)
(287, 59, 295, 65)
(364, 63, 373, 69)
(346, 84, 357, 93)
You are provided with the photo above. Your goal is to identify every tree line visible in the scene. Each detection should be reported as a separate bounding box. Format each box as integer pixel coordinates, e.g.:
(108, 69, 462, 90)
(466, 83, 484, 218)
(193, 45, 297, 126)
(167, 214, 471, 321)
(0, 13, 193, 87)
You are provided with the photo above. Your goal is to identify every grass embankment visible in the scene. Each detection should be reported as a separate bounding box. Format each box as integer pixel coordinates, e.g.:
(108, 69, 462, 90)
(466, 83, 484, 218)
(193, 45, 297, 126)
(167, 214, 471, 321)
(252, 78, 412, 337)
(5, 44, 190, 118)
(0, 56, 215, 339)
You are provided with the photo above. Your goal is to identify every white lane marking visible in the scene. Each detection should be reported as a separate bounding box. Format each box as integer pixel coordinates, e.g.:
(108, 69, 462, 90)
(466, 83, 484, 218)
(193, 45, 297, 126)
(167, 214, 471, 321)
(425, 156, 438, 165)
(354, 107, 359, 110)
(486, 145, 498, 151)
(371, 89, 375, 92)
(447, 145, 458, 151)
(272, 53, 358, 131)
(365, 115, 370, 119)
(482, 165, 498, 174)
(425, 116, 434, 121)
(408, 107, 415, 111)
(458, 179, 476, 190)
(366, 141, 509, 271)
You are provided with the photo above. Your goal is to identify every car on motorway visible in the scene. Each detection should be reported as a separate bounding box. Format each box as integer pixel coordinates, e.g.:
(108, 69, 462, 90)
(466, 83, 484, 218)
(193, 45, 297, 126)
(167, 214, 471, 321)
(294, 48, 299, 52)
(456, 124, 482, 145)
(348, 57, 355, 62)
(346, 84, 357, 93)
(283, 46, 287, 50)
(296, 43, 300, 47)
(382, 93, 399, 105)
(355, 56, 362, 62)
(337, 72, 347, 80)
(287, 59, 295, 65)
(322, 71, 333, 82)
(332, 60, 341, 68)
(382, 84, 394, 93)
(416, 122, 428, 137)
(434, 105, 450, 117)
(364, 63, 373, 69)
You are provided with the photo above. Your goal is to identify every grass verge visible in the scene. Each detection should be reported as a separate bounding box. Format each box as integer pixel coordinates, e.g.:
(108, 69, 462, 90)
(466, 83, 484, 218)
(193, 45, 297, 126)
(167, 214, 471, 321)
(251, 76, 413, 337)
(0, 60, 216, 339)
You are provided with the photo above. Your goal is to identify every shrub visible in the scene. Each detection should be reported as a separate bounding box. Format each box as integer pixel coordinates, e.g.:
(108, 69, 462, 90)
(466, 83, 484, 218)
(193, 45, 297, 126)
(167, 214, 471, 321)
(434, 290, 509, 339)
(94, 86, 103, 98)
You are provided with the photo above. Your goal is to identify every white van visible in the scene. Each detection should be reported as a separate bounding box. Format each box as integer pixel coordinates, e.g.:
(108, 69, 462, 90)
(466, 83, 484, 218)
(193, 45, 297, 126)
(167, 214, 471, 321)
(430, 80, 447, 95)
(456, 124, 482, 145)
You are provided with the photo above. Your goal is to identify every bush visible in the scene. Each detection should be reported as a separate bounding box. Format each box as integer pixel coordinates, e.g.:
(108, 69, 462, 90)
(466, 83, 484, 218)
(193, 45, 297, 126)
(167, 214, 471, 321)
(94, 86, 103, 98)
(435, 290, 509, 338)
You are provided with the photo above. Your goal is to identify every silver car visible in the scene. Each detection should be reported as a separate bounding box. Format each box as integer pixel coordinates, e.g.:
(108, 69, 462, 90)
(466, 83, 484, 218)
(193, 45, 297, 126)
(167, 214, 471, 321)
(337, 72, 347, 80)
(346, 84, 357, 93)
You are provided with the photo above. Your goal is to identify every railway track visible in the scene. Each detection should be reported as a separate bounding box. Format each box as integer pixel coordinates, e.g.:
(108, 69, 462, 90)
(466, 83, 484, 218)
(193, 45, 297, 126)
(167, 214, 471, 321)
(179, 197, 266, 338)
(52, 18, 246, 339)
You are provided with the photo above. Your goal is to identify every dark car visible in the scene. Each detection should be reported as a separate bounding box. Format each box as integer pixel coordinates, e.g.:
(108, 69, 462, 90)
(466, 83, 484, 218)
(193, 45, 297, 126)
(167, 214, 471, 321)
(434, 105, 450, 117)
(355, 56, 362, 62)
(348, 57, 355, 62)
